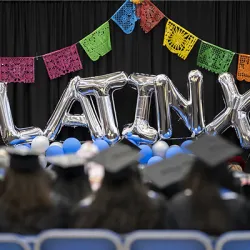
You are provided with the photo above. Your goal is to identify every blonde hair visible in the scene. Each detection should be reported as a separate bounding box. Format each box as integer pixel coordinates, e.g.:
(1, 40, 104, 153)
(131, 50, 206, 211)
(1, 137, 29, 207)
(228, 164, 243, 172)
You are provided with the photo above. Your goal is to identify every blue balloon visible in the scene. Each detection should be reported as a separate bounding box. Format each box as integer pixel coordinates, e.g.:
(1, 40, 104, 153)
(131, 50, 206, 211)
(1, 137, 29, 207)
(63, 138, 81, 154)
(22, 143, 31, 148)
(126, 133, 141, 143)
(127, 133, 154, 145)
(192, 126, 202, 133)
(93, 139, 110, 151)
(10, 139, 26, 145)
(163, 131, 172, 138)
(46, 146, 64, 157)
(181, 140, 193, 153)
(139, 145, 153, 164)
(147, 156, 163, 166)
(166, 145, 183, 158)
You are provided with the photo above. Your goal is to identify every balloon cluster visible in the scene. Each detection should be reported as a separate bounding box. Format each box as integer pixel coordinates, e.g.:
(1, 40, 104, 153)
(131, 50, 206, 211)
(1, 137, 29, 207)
(13, 135, 111, 168)
(138, 140, 194, 166)
(14, 135, 193, 168)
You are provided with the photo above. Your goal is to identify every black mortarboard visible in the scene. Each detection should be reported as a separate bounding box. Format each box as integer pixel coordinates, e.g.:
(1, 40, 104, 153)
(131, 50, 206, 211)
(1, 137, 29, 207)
(143, 154, 195, 189)
(46, 154, 85, 180)
(89, 143, 139, 181)
(186, 135, 242, 167)
(6, 147, 41, 173)
(118, 138, 140, 151)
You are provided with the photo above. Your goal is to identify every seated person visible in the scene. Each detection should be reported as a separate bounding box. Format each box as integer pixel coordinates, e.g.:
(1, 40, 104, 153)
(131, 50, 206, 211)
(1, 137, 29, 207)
(165, 135, 250, 236)
(47, 154, 91, 204)
(70, 143, 167, 233)
(0, 148, 69, 234)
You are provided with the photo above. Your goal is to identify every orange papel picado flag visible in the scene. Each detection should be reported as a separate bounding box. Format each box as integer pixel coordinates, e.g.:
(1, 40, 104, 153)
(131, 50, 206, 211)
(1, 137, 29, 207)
(237, 54, 250, 82)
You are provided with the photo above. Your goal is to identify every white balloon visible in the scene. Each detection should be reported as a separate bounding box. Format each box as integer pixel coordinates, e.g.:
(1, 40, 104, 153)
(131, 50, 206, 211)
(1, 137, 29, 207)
(31, 136, 50, 154)
(77, 141, 99, 160)
(14, 145, 30, 152)
(80, 141, 94, 150)
(50, 142, 63, 148)
(152, 140, 169, 158)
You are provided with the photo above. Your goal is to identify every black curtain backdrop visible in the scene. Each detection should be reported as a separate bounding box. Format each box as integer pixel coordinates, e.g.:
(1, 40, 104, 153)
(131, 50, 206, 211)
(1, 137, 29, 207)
(0, 1, 250, 154)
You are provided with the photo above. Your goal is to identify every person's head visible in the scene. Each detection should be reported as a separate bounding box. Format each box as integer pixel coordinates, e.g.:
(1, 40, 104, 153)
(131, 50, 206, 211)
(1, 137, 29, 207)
(183, 159, 235, 235)
(184, 135, 243, 193)
(228, 156, 245, 172)
(228, 164, 243, 172)
(1, 149, 53, 217)
(143, 154, 195, 200)
(87, 142, 142, 188)
(185, 157, 242, 194)
(184, 159, 217, 189)
(75, 163, 162, 233)
(48, 154, 91, 204)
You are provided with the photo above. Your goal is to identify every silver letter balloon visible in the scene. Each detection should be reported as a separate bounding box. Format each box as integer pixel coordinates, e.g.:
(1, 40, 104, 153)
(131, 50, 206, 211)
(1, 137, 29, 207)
(206, 73, 250, 149)
(0, 82, 43, 144)
(1, 70, 250, 149)
(122, 73, 158, 144)
(154, 70, 205, 139)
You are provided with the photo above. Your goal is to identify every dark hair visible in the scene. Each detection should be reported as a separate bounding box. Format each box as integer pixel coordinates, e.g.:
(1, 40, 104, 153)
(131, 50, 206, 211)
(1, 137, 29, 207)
(0, 167, 53, 220)
(53, 175, 91, 204)
(184, 160, 230, 235)
(73, 166, 163, 233)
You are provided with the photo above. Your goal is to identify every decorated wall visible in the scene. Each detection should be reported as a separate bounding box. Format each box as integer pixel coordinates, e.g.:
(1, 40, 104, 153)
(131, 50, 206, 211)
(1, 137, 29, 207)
(0, 0, 250, 148)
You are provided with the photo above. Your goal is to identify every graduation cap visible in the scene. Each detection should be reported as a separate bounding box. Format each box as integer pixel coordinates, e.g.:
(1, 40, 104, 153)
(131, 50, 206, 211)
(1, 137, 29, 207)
(143, 154, 195, 189)
(183, 135, 243, 193)
(46, 154, 86, 180)
(6, 147, 42, 173)
(186, 135, 242, 167)
(89, 143, 140, 181)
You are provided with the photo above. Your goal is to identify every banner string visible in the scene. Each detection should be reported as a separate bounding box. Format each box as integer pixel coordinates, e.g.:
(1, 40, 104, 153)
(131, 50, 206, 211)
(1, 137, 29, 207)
(4, 1, 245, 72)
(34, 17, 112, 60)
(32, 3, 242, 61)
(162, 11, 240, 55)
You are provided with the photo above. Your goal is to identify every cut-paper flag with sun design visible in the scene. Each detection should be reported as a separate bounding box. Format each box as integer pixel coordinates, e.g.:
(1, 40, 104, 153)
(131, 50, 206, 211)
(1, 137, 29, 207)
(163, 19, 198, 60)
